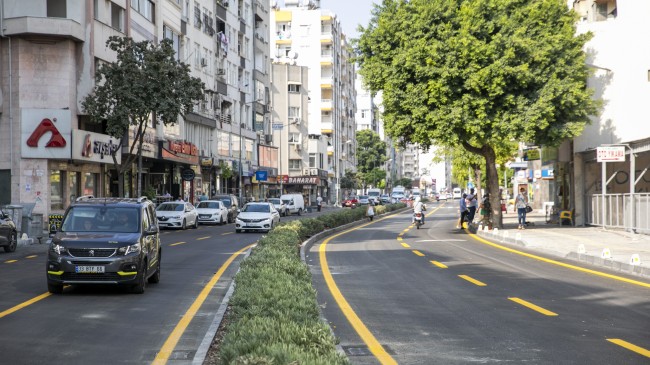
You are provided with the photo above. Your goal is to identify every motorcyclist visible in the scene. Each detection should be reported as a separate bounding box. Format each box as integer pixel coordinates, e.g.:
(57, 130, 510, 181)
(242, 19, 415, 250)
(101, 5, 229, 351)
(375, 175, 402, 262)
(412, 197, 426, 225)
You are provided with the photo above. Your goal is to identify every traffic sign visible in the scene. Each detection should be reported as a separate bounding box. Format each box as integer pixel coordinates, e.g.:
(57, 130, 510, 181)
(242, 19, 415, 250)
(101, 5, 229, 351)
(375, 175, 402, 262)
(272, 123, 284, 130)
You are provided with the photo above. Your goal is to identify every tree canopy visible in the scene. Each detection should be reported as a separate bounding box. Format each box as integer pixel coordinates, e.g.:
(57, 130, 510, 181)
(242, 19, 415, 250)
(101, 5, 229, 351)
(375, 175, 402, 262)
(82, 36, 205, 196)
(355, 130, 388, 189)
(356, 0, 599, 227)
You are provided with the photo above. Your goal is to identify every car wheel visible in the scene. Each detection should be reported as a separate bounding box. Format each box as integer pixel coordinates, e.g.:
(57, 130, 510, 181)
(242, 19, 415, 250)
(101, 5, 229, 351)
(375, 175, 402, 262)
(148, 255, 161, 284)
(193, 217, 199, 229)
(131, 262, 147, 294)
(181, 219, 186, 230)
(219, 215, 224, 225)
(297, 208, 302, 216)
(47, 282, 63, 294)
(4, 231, 17, 253)
(235, 229, 241, 233)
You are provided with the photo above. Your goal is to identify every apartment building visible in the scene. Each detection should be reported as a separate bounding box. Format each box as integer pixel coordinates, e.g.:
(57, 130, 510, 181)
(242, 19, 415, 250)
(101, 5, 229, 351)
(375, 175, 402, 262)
(270, 0, 357, 204)
(0, 0, 271, 223)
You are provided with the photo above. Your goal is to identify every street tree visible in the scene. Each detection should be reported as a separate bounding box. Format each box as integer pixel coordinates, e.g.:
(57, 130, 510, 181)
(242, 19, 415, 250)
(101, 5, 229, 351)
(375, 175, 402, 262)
(82, 36, 205, 197)
(356, 130, 387, 190)
(356, 0, 598, 228)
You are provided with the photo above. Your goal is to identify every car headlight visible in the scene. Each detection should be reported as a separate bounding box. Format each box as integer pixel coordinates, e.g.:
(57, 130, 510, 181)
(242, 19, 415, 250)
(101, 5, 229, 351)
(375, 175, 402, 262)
(50, 243, 67, 255)
(171, 215, 181, 219)
(118, 243, 141, 255)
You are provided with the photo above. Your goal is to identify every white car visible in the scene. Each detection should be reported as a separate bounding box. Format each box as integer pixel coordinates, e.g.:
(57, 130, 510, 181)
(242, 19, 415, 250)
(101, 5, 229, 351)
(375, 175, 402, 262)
(156, 201, 199, 230)
(196, 200, 229, 225)
(267, 198, 287, 216)
(235, 202, 280, 233)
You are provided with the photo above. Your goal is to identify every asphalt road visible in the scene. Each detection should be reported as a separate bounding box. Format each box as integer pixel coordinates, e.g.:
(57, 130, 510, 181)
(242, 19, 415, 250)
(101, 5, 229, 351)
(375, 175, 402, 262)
(306, 201, 650, 364)
(0, 210, 317, 365)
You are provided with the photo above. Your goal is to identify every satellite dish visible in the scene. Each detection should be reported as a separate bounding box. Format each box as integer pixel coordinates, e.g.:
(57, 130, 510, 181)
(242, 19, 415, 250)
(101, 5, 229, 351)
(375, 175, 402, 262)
(288, 51, 298, 59)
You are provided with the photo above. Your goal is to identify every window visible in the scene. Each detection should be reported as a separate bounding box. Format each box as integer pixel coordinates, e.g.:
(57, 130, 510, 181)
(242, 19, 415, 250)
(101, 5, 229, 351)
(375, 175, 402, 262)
(288, 84, 301, 93)
(288, 133, 300, 144)
(83, 173, 97, 196)
(361, 109, 369, 118)
(309, 154, 316, 168)
(111, 3, 125, 32)
(163, 25, 181, 61)
(194, 3, 202, 29)
(131, 0, 155, 23)
(50, 170, 64, 210)
(289, 159, 301, 170)
(288, 107, 300, 118)
(47, 0, 66, 18)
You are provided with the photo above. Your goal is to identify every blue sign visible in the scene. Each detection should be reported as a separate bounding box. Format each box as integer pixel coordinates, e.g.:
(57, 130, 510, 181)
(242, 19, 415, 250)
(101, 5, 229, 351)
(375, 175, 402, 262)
(467, 182, 474, 189)
(255, 170, 268, 181)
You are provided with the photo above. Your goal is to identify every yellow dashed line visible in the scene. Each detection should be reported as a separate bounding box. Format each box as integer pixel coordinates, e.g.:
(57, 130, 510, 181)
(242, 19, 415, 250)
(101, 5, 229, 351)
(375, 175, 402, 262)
(26, 255, 38, 259)
(5, 260, 17, 264)
(430, 261, 448, 269)
(397, 237, 403, 241)
(412, 250, 425, 257)
(169, 242, 186, 246)
(401, 242, 410, 248)
(221, 232, 234, 236)
(196, 236, 210, 241)
(459, 275, 486, 286)
(607, 339, 650, 358)
(509, 297, 557, 316)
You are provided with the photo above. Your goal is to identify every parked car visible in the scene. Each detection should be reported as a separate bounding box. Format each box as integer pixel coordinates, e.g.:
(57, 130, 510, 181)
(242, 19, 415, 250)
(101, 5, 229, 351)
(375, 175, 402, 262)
(156, 201, 198, 230)
(0, 209, 18, 253)
(267, 198, 287, 216)
(380, 194, 390, 204)
(358, 195, 370, 205)
(342, 196, 359, 208)
(211, 194, 240, 223)
(196, 200, 229, 225)
(46, 197, 161, 294)
(235, 202, 280, 233)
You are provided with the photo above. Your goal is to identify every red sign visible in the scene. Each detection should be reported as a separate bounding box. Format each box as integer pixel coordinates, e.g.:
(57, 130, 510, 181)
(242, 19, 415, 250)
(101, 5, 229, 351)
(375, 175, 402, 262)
(168, 140, 199, 156)
(27, 118, 67, 148)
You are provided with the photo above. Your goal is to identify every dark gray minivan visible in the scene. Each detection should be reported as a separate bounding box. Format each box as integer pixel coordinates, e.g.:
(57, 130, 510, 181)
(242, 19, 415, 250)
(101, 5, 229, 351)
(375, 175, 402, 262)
(46, 197, 161, 294)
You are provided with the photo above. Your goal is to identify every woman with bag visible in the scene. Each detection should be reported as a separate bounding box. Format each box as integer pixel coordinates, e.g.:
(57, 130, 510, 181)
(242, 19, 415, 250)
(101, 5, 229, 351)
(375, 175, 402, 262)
(515, 187, 528, 229)
(366, 201, 375, 221)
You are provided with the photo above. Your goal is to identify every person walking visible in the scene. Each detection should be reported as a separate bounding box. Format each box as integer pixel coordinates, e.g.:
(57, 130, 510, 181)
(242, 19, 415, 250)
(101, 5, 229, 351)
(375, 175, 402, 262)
(316, 195, 323, 212)
(515, 187, 528, 229)
(466, 188, 478, 223)
(366, 201, 375, 221)
(458, 193, 469, 229)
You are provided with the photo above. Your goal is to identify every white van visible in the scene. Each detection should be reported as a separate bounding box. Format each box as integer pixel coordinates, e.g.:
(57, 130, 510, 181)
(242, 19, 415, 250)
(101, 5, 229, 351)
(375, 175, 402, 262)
(452, 188, 462, 199)
(367, 188, 381, 204)
(280, 194, 305, 215)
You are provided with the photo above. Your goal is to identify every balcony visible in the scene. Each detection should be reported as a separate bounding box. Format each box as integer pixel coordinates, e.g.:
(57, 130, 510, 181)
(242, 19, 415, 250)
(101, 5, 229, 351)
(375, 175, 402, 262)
(321, 122, 333, 135)
(320, 99, 332, 110)
(2, 16, 84, 41)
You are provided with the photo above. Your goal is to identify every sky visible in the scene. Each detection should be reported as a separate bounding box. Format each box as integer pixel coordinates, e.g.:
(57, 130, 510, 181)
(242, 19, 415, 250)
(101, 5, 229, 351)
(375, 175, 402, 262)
(323, 0, 378, 39)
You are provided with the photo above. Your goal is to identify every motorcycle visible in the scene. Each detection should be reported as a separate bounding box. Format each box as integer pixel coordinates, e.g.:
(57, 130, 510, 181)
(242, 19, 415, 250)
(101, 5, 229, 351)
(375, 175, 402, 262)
(414, 212, 423, 229)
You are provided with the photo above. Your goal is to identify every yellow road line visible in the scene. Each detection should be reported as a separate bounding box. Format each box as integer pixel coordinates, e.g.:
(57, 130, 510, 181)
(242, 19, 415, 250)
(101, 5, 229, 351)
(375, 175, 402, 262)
(152, 244, 254, 365)
(196, 236, 210, 241)
(169, 242, 186, 246)
(400, 242, 410, 248)
(508, 297, 558, 316)
(26, 255, 38, 259)
(397, 237, 403, 241)
(412, 250, 425, 257)
(607, 339, 650, 358)
(5, 260, 17, 264)
(470, 233, 650, 289)
(320, 222, 398, 364)
(430, 261, 448, 269)
(458, 275, 486, 286)
(221, 232, 234, 236)
(0, 292, 51, 319)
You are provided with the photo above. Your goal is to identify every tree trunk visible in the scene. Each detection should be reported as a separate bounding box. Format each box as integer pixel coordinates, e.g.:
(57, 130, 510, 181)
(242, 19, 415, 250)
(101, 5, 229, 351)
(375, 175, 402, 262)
(462, 141, 503, 229)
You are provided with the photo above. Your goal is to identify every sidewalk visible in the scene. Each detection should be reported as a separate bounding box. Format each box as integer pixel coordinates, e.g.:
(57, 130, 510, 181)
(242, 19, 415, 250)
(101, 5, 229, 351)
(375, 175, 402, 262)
(471, 209, 650, 279)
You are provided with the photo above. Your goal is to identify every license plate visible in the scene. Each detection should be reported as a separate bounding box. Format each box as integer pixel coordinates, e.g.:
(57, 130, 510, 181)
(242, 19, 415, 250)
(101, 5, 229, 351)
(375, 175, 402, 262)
(75, 266, 105, 274)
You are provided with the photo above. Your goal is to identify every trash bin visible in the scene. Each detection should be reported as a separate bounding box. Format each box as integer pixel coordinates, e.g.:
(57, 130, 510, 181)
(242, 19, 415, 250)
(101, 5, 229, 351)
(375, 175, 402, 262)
(4, 205, 23, 234)
(28, 213, 44, 242)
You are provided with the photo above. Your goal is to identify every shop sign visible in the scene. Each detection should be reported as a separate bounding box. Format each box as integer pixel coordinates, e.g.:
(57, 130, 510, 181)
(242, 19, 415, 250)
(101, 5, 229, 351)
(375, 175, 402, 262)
(21, 109, 72, 159)
(287, 176, 319, 185)
(181, 168, 196, 181)
(160, 140, 199, 165)
(523, 148, 540, 161)
(597, 146, 625, 162)
(72, 130, 121, 163)
(541, 169, 554, 179)
(255, 170, 268, 181)
(201, 158, 214, 167)
(128, 126, 156, 158)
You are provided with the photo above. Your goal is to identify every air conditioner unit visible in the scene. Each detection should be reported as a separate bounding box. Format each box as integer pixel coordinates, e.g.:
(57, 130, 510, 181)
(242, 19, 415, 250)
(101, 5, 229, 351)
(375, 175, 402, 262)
(303, 168, 310, 175)
(217, 68, 226, 75)
(294, 144, 302, 151)
(264, 134, 273, 144)
(200, 58, 207, 67)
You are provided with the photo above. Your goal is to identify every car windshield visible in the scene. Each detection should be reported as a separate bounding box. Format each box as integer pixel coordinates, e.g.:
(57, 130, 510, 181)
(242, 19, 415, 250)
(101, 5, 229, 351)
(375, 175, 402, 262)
(281, 199, 291, 204)
(197, 201, 221, 209)
(215, 198, 232, 208)
(60, 206, 140, 233)
(359, 195, 369, 199)
(157, 203, 184, 212)
(242, 204, 270, 213)
(268, 198, 281, 205)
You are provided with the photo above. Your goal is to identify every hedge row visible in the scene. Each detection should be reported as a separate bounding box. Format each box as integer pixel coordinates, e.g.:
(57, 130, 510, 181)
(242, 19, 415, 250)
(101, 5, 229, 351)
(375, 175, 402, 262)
(217, 203, 406, 364)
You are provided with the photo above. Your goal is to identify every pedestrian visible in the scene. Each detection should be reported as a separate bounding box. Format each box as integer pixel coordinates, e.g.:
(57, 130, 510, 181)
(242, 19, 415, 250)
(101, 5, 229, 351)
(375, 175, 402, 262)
(316, 195, 323, 212)
(516, 187, 528, 229)
(480, 193, 491, 224)
(466, 188, 478, 223)
(366, 201, 375, 221)
(458, 193, 469, 229)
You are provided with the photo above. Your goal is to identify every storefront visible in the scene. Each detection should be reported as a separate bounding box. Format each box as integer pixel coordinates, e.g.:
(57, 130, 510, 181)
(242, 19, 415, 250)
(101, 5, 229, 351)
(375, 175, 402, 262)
(282, 176, 321, 206)
(158, 139, 200, 202)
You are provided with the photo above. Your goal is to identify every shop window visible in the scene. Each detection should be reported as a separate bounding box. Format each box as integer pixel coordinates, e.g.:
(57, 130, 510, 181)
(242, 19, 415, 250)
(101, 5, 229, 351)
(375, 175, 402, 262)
(50, 171, 64, 210)
(69, 172, 80, 204)
(83, 173, 98, 196)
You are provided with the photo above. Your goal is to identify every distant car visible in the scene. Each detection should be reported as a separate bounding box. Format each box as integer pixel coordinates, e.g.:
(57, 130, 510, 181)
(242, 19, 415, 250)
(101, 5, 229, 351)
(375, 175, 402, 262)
(235, 202, 280, 233)
(342, 196, 359, 208)
(438, 193, 447, 201)
(358, 195, 370, 205)
(267, 198, 287, 216)
(211, 194, 240, 223)
(380, 194, 390, 204)
(0, 209, 18, 253)
(196, 200, 229, 225)
(156, 201, 199, 230)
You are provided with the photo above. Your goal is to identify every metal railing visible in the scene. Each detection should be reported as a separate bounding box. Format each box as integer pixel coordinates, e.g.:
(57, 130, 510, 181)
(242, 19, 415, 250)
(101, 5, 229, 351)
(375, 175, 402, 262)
(588, 193, 650, 233)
